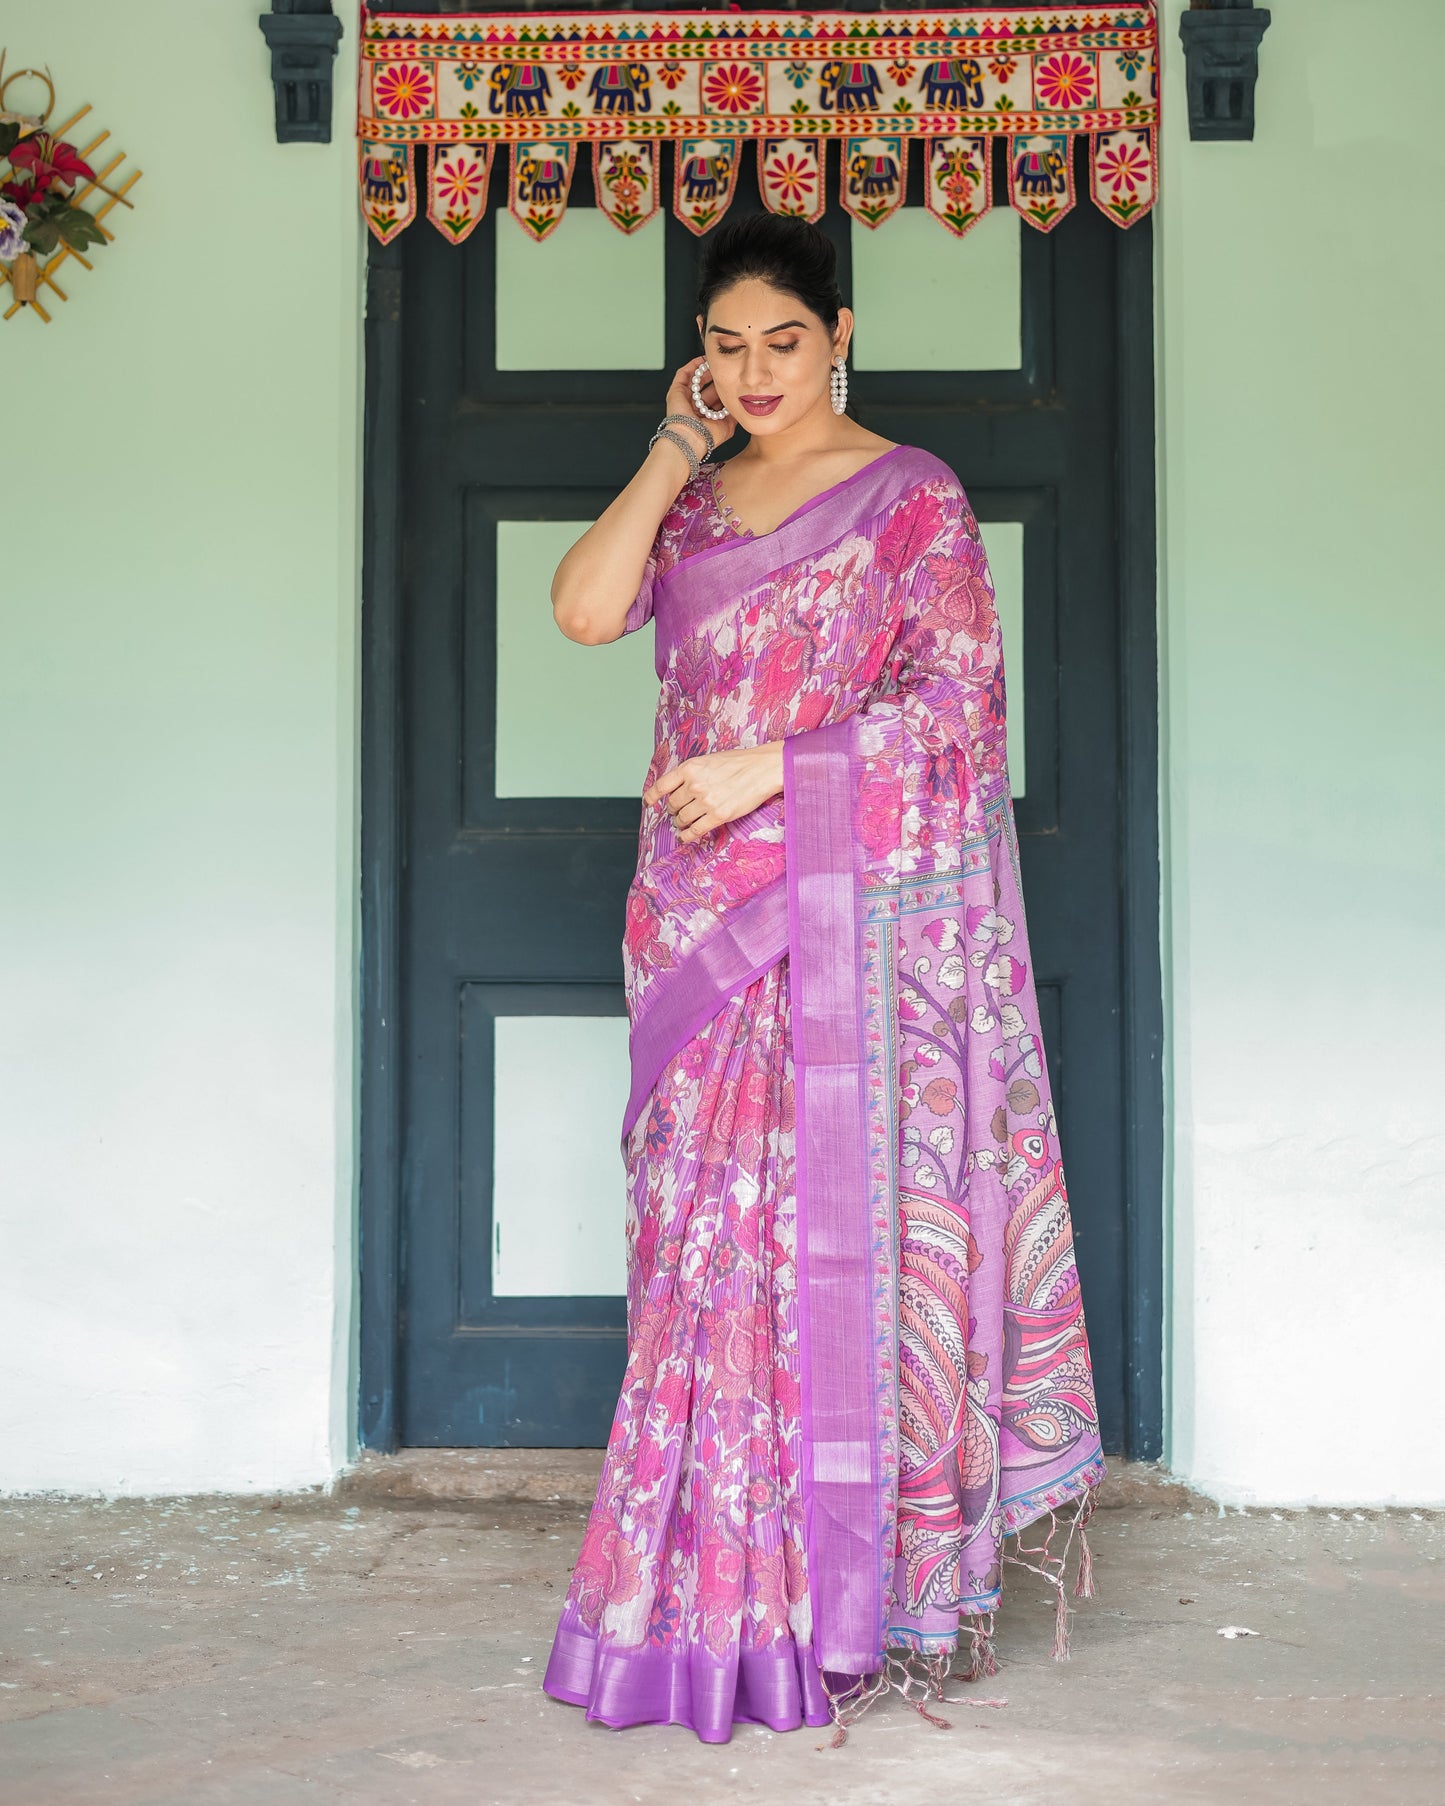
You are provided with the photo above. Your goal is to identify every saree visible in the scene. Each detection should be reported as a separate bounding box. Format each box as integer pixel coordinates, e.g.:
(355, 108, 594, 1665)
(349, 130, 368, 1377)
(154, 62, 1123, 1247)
(543, 444, 1104, 1744)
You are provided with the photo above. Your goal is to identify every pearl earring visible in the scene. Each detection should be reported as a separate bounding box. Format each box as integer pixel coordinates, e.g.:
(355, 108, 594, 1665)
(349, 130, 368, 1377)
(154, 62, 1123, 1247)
(830, 355, 848, 416)
(690, 360, 729, 422)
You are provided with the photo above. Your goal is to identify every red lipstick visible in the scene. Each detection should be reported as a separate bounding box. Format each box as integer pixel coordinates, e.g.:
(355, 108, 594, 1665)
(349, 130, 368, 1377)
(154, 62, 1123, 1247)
(739, 395, 782, 417)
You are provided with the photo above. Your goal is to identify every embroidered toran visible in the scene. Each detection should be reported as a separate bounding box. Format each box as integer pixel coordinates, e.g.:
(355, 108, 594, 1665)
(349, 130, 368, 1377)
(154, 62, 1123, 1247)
(357, 5, 1159, 244)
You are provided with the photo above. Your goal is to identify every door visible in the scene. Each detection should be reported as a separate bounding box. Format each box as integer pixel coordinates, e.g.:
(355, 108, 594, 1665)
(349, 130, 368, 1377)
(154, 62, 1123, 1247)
(361, 134, 1161, 1456)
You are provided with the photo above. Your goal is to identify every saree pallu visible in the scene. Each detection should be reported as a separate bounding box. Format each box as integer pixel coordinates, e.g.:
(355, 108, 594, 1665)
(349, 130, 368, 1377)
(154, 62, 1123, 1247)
(544, 444, 1104, 1744)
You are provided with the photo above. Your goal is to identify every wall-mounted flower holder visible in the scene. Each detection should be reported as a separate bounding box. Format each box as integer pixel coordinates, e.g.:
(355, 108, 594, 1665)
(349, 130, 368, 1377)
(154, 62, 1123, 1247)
(0, 55, 141, 324)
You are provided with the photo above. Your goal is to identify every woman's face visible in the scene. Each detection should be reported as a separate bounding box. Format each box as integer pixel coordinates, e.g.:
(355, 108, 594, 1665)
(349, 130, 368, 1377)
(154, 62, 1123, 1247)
(696, 277, 852, 435)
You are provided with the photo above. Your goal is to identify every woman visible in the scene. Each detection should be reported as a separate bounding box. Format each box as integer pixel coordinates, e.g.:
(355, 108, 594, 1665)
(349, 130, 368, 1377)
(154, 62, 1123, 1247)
(542, 215, 1103, 1745)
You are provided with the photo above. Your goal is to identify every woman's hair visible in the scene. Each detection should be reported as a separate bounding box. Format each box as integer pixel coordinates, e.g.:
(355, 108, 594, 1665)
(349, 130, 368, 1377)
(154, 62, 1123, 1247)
(696, 213, 844, 331)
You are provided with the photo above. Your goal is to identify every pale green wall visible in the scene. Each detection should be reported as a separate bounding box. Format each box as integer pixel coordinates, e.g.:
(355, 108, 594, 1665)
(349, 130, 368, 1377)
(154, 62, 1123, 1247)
(4, 0, 1442, 1506)
(1158, 0, 1445, 1501)
(0, 2, 363, 1491)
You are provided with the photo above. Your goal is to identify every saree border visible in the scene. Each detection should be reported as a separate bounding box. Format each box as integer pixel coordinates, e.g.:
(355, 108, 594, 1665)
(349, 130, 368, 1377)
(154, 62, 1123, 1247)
(622, 874, 790, 1140)
(784, 716, 891, 1676)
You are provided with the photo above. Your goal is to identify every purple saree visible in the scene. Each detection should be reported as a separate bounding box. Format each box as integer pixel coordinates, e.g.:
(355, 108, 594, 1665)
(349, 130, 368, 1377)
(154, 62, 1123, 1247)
(543, 444, 1104, 1744)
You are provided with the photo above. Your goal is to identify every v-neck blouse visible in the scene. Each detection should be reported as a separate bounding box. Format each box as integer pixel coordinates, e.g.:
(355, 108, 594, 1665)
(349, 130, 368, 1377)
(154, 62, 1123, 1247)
(623, 445, 909, 635)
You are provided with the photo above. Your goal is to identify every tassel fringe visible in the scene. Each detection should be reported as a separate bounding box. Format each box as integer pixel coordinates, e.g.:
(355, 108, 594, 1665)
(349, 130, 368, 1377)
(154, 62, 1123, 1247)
(1002, 1482, 1099, 1663)
(820, 1484, 1099, 1748)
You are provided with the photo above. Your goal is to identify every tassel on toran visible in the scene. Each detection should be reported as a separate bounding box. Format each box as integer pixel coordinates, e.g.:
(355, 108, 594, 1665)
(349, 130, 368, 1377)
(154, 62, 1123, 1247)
(819, 1485, 1098, 1749)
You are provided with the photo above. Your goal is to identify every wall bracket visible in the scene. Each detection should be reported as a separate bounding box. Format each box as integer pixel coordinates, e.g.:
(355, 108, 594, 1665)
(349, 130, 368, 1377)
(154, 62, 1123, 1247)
(1179, 0, 1271, 142)
(259, 0, 344, 145)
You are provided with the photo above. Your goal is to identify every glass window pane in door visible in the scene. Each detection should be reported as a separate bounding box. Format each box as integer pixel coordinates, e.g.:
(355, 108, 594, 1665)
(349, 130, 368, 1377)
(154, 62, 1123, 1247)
(495, 520, 659, 798)
(979, 521, 1025, 797)
(851, 208, 1021, 371)
(496, 210, 665, 370)
(491, 1014, 630, 1297)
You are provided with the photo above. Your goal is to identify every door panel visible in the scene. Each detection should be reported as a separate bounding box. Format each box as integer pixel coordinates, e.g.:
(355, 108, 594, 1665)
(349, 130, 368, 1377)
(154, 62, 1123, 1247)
(495, 209, 666, 370)
(492, 519, 658, 799)
(852, 206, 1022, 372)
(978, 521, 1027, 796)
(490, 1012, 632, 1299)
(386, 134, 1138, 1452)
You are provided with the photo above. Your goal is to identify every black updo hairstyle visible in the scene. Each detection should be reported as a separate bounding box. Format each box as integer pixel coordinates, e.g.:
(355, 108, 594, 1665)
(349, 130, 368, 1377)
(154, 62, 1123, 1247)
(696, 217, 853, 420)
(696, 212, 845, 333)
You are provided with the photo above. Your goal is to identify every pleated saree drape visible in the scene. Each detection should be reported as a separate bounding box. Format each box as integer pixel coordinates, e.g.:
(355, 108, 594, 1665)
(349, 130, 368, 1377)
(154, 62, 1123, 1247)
(544, 446, 1104, 1743)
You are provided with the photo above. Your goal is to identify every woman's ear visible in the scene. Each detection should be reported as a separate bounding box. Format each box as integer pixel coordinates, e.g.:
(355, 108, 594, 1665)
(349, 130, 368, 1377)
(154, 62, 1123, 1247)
(695, 312, 705, 346)
(834, 306, 854, 361)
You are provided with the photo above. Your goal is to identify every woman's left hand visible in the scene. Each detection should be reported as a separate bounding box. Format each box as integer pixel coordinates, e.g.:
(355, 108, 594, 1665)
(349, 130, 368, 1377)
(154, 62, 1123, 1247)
(644, 743, 785, 843)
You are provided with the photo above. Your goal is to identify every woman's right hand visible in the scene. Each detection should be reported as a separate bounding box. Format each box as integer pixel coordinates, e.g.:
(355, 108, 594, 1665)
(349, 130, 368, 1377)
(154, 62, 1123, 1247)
(664, 356, 736, 456)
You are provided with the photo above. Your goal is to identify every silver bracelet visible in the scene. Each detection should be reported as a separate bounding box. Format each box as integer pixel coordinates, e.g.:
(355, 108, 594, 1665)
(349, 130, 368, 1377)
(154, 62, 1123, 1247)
(659, 411, 715, 455)
(648, 423, 701, 482)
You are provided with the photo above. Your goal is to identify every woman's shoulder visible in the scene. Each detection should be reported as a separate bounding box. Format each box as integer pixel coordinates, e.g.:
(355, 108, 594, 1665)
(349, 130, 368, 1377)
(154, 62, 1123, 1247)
(887, 443, 967, 499)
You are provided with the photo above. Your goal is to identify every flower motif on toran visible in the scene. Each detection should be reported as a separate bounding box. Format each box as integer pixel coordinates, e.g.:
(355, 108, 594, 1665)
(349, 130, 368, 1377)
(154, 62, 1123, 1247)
(372, 64, 432, 120)
(433, 155, 484, 209)
(1034, 53, 1096, 110)
(764, 149, 817, 211)
(941, 160, 978, 206)
(1095, 139, 1151, 195)
(703, 63, 764, 115)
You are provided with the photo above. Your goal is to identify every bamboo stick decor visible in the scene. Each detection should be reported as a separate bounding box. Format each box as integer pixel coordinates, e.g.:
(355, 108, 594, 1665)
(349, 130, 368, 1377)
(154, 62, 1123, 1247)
(0, 54, 142, 325)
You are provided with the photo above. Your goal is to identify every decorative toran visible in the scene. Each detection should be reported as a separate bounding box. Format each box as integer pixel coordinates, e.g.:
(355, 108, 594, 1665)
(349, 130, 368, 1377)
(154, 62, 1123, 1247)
(357, 6, 1158, 245)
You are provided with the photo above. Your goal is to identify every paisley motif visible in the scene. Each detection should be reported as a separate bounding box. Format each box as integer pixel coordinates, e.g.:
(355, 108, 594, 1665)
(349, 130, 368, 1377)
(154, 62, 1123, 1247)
(1002, 1161, 1100, 1458)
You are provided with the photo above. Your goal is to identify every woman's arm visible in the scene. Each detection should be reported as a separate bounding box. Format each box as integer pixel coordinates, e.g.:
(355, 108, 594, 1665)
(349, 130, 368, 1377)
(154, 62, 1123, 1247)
(551, 356, 733, 646)
(551, 436, 694, 646)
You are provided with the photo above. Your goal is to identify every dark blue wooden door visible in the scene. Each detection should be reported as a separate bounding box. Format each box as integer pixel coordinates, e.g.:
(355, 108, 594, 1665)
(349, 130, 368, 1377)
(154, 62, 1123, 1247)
(362, 130, 1160, 1456)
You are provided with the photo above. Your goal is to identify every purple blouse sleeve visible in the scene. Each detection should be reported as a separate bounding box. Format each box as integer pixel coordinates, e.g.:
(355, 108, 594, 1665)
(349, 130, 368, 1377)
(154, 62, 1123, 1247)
(621, 545, 660, 636)
(618, 473, 707, 636)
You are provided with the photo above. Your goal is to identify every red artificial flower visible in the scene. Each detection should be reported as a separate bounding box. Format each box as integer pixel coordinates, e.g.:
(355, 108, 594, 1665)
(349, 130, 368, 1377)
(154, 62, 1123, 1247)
(7, 132, 96, 197)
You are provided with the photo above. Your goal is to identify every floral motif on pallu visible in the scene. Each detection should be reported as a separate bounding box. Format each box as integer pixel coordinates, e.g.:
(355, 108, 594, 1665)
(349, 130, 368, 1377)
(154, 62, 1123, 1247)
(759, 136, 824, 223)
(841, 135, 908, 229)
(426, 141, 494, 242)
(507, 138, 575, 240)
(924, 134, 991, 238)
(546, 448, 1105, 1739)
(593, 141, 659, 234)
(1007, 132, 1074, 233)
(357, 6, 1160, 240)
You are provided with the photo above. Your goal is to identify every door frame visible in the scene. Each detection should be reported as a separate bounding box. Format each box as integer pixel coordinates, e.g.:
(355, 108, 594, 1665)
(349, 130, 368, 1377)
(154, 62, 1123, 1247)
(356, 218, 1166, 1463)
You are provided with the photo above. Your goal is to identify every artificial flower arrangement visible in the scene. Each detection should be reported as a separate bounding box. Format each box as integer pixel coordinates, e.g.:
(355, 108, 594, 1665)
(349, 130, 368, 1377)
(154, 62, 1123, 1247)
(0, 56, 138, 321)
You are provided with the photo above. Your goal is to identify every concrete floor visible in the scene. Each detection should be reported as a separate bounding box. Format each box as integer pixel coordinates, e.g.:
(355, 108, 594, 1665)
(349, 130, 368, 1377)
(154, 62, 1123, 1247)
(2, 1460, 1442, 1806)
